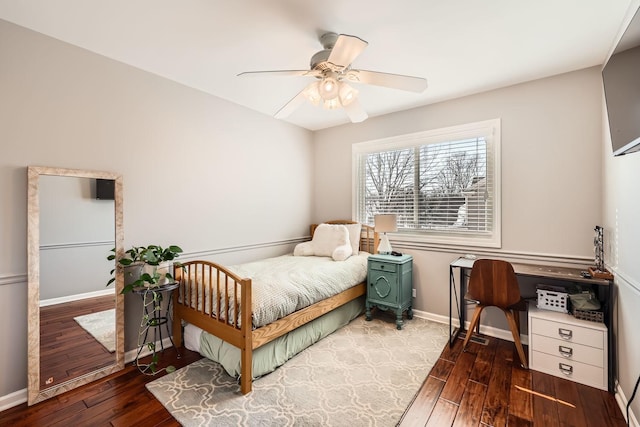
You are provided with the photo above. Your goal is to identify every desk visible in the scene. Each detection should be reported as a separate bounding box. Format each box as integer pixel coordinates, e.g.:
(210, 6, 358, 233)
(448, 257, 614, 391)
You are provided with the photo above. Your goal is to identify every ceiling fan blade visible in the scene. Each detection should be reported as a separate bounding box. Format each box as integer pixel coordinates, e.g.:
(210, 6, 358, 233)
(237, 69, 322, 78)
(327, 34, 368, 69)
(343, 98, 368, 123)
(273, 86, 311, 119)
(345, 69, 428, 93)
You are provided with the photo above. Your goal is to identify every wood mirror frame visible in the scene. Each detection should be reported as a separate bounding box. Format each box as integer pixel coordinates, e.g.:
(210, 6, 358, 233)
(27, 166, 125, 405)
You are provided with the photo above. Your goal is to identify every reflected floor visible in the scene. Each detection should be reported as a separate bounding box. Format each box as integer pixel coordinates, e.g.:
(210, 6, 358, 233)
(39, 295, 115, 388)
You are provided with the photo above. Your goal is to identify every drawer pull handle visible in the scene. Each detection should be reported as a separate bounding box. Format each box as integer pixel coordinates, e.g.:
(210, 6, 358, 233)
(558, 328, 573, 340)
(558, 345, 573, 358)
(559, 363, 573, 376)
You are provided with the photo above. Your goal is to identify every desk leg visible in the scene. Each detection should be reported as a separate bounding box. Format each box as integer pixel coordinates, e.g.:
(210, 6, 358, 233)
(607, 281, 615, 392)
(449, 266, 455, 346)
(459, 267, 466, 334)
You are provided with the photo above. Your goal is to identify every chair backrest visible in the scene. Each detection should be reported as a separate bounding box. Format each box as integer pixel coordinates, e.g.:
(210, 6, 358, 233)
(467, 259, 521, 308)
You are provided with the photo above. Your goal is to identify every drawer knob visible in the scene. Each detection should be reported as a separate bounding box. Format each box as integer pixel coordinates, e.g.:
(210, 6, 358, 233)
(558, 328, 573, 340)
(559, 362, 573, 376)
(558, 345, 573, 358)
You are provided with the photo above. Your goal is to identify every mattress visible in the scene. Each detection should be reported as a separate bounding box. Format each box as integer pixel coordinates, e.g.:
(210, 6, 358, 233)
(185, 296, 365, 379)
(183, 252, 369, 328)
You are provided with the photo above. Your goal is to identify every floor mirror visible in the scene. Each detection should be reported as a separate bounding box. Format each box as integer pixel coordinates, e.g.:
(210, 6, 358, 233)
(27, 166, 125, 405)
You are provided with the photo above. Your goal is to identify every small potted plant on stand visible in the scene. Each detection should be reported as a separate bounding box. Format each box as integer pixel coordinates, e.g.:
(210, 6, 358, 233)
(107, 244, 183, 374)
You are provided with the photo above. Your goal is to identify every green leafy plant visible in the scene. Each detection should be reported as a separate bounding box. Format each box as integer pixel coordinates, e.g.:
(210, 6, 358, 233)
(107, 245, 183, 293)
(106, 244, 183, 375)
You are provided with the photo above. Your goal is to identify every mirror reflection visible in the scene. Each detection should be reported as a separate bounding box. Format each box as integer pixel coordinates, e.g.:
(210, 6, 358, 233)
(38, 175, 116, 389)
(27, 166, 124, 405)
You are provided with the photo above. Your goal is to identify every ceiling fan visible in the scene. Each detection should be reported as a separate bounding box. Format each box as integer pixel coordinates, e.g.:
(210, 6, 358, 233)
(238, 32, 428, 123)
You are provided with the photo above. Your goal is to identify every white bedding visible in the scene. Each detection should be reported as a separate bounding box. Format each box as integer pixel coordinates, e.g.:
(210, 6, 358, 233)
(182, 252, 369, 328)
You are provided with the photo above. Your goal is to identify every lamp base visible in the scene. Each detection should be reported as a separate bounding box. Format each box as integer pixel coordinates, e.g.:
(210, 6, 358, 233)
(377, 234, 392, 255)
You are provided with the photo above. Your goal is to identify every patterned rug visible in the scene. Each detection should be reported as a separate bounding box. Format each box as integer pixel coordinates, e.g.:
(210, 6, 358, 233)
(73, 309, 115, 352)
(146, 315, 448, 426)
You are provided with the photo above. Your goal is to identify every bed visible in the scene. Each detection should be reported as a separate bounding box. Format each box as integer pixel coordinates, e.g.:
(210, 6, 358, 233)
(172, 220, 378, 394)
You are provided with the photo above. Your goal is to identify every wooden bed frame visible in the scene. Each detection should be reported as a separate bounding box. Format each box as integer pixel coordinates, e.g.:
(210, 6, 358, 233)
(172, 220, 378, 394)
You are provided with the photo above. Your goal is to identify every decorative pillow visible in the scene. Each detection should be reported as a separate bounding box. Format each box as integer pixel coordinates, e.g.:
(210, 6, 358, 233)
(331, 243, 353, 261)
(343, 223, 362, 254)
(293, 223, 353, 261)
(293, 241, 314, 256)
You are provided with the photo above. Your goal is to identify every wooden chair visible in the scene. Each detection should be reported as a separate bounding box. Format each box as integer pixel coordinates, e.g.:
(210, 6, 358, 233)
(462, 259, 528, 368)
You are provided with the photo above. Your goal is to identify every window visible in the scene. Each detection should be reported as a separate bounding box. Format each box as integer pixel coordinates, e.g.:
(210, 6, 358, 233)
(353, 119, 501, 248)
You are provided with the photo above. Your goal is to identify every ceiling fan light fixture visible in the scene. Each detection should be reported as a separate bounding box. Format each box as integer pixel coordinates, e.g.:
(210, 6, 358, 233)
(318, 76, 340, 101)
(302, 82, 322, 106)
(338, 83, 358, 106)
(323, 97, 341, 110)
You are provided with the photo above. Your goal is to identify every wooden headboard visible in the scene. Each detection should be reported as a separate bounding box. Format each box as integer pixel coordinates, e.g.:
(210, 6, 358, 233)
(310, 220, 378, 254)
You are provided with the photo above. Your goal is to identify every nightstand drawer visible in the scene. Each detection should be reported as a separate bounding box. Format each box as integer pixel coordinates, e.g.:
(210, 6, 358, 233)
(369, 261, 398, 273)
(531, 351, 606, 390)
(531, 334, 604, 367)
(530, 317, 605, 348)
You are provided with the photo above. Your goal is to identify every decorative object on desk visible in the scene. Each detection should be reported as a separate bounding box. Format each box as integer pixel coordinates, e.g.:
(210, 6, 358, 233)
(107, 244, 183, 374)
(374, 214, 397, 254)
(588, 225, 614, 280)
(536, 285, 569, 313)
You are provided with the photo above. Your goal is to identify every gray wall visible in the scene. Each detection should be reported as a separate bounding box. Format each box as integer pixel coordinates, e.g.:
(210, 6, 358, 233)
(314, 66, 640, 418)
(0, 19, 313, 400)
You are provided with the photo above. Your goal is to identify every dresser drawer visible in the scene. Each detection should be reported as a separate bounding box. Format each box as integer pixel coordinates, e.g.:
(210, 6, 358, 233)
(531, 334, 604, 368)
(531, 351, 606, 390)
(530, 317, 605, 348)
(368, 261, 397, 273)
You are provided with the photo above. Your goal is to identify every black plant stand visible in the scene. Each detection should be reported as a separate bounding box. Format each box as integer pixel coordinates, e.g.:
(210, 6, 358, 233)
(132, 281, 179, 373)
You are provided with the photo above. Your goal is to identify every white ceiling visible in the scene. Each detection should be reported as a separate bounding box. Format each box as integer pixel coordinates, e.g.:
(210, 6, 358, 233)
(0, 0, 636, 130)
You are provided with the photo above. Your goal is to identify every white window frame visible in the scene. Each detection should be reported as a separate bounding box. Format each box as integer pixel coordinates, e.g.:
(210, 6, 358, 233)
(352, 119, 501, 249)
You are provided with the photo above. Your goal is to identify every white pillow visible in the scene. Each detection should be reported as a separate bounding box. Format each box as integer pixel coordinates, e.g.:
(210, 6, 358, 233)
(293, 223, 353, 261)
(343, 223, 362, 254)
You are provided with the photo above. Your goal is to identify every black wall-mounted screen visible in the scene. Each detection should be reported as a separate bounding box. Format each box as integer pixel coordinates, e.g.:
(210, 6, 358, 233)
(603, 6, 640, 156)
(96, 179, 115, 200)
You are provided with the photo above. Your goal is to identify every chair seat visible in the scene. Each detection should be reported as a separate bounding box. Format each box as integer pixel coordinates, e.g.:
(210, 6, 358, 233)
(464, 292, 527, 311)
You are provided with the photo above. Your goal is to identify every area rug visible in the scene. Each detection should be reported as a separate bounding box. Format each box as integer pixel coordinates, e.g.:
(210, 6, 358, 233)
(146, 315, 448, 427)
(73, 309, 116, 352)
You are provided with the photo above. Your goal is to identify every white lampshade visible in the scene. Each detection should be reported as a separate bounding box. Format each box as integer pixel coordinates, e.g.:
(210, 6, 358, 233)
(375, 214, 397, 254)
(374, 214, 397, 233)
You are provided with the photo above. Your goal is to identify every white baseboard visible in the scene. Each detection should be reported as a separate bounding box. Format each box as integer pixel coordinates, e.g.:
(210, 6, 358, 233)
(124, 337, 175, 364)
(0, 388, 27, 412)
(616, 382, 639, 427)
(412, 309, 530, 345)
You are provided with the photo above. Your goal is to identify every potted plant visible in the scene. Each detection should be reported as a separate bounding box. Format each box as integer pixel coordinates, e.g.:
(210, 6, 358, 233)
(107, 244, 183, 293)
(107, 244, 183, 375)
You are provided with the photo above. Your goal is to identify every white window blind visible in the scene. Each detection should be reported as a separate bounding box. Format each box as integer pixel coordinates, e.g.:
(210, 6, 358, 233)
(353, 119, 501, 248)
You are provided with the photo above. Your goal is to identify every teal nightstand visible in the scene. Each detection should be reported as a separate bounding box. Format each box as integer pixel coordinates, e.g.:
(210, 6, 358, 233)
(365, 254, 413, 329)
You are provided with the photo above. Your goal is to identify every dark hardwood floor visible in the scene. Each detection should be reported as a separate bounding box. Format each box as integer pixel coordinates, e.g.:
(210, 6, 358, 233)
(1, 332, 627, 426)
(399, 333, 626, 427)
(0, 347, 201, 427)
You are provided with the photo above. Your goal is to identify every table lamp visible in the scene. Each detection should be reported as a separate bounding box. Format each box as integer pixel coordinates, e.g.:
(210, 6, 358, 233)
(374, 214, 397, 254)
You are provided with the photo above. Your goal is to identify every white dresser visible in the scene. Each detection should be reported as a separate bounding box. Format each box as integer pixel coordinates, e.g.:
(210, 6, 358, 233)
(528, 307, 607, 390)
